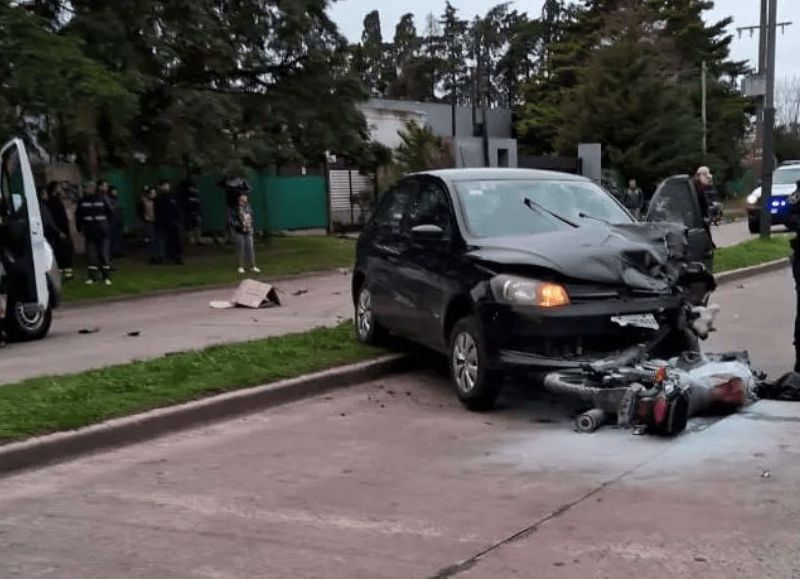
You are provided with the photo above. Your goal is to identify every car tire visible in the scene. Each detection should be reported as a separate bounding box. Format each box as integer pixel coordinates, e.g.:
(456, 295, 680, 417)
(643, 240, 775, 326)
(748, 217, 760, 234)
(449, 317, 502, 412)
(5, 297, 52, 342)
(354, 284, 388, 346)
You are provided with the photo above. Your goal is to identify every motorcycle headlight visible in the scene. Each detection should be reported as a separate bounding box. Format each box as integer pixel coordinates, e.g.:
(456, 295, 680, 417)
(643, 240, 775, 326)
(490, 275, 570, 307)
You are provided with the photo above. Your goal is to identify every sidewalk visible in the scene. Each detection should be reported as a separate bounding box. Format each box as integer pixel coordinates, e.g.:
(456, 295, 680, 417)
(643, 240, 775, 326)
(0, 271, 353, 385)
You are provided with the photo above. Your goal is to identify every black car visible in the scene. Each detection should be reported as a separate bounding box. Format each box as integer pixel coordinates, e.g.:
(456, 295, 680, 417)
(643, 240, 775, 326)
(353, 169, 714, 411)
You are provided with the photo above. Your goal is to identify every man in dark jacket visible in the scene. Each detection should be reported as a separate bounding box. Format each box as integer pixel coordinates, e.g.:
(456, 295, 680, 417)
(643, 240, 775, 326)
(107, 186, 126, 258)
(155, 180, 184, 265)
(178, 178, 203, 245)
(787, 180, 800, 372)
(45, 181, 74, 280)
(75, 180, 115, 285)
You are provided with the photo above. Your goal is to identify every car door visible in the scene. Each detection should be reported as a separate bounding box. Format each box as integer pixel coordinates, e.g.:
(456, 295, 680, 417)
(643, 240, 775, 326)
(397, 177, 458, 350)
(364, 180, 417, 335)
(645, 175, 714, 270)
(0, 138, 49, 311)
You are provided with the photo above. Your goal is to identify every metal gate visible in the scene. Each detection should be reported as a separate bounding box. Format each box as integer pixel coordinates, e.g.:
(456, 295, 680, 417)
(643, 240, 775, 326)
(328, 169, 374, 230)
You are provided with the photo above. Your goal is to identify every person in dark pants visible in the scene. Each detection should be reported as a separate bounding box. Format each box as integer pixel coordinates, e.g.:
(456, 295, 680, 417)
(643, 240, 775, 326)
(107, 186, 126, 258)
(155, 180, 184, 265)
(43, 182, 75, 280)
(75, 180, 115, 285)
(178, 178, 203, 245)
(137, 186, 161, 264)
(788, 180, 800, 372)
(623, 178, 644, 219)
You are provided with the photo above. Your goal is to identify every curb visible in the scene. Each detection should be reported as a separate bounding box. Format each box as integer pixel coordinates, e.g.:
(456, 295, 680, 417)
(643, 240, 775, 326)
(0, 354, 411, 477)
(715, 257, 790, 286)
(61, 267, 351, 310)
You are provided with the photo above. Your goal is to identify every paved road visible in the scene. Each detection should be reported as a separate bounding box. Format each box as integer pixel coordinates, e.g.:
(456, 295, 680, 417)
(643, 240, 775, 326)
(0, 272, 352, 384)
(0, 270, 797, 578)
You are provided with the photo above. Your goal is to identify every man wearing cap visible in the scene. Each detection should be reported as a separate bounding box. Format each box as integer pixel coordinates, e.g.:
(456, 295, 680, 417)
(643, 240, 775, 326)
(693, 166, 718, 240)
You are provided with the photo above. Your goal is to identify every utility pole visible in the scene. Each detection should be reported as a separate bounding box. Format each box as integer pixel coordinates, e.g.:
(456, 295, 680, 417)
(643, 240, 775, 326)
(702, 61, 708, 156)
(759, 0, 778, 239)
(756, 0, 768, 149)
(737, 1, 792, 239)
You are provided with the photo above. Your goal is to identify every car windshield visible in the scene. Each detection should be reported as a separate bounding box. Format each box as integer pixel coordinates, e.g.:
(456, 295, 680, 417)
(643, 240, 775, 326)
(774, 167, 800, 185)
(454, 179, 632, 238)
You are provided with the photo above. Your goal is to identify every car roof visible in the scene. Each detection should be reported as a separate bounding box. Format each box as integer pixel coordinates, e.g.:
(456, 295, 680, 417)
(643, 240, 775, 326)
(413, 168, 591, 183)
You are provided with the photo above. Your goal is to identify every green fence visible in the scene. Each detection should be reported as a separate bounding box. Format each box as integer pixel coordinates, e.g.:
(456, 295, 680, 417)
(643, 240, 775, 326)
(101, 167, 328, 232)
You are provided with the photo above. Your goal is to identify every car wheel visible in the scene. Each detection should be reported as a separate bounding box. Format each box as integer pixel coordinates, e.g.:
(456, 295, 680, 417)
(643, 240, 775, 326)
(449, 317, 501, 411)
(354, 284, 387, 345)
(748, 217, 760, 234)
(5, 298, 52, 342)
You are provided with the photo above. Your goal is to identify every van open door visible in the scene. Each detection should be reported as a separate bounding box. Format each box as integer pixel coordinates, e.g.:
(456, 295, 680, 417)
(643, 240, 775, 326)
(646, 175, 714, 271)
(0, 138, 50, 316)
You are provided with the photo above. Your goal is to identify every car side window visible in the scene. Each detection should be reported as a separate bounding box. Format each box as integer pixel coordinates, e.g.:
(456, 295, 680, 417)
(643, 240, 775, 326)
(407, 179, 452, 238)
(371, 182, 414, 235)
(648, 179, 702, 229)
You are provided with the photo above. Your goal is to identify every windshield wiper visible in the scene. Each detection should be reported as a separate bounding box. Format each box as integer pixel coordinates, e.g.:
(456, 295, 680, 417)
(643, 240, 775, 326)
(523, 197, 579, 228)
(578, 212, 612, 225)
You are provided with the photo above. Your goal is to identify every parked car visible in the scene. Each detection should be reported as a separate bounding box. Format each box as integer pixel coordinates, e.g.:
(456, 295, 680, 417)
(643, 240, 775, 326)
(353, 169, 715, 411)
(747, 161, 800, 233)
(0, 138, 62, 341)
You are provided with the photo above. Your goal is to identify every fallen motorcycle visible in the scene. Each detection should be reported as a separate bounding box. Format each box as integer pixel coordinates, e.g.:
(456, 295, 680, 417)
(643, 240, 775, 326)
(542, 348, 759, 437)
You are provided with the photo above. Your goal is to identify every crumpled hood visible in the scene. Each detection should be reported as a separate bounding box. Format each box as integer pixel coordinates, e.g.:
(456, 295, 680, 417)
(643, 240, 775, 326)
(466, 223, 689, 292)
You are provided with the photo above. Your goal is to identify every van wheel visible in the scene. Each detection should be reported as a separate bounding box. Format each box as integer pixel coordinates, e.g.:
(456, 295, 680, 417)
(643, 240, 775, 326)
(354, 285, 388, 345)
(449, 317, 501, 411)
(5, 298, 52, 342)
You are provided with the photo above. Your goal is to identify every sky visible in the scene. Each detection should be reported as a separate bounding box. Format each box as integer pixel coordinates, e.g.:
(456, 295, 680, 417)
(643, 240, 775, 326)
(328, 0, 800, 81)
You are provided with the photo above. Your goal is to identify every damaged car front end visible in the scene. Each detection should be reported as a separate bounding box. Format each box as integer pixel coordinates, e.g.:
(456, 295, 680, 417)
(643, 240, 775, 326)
(354, 169, 718, 414)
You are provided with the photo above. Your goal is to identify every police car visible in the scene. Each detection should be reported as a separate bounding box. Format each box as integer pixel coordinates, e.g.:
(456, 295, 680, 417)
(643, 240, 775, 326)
(747, 161, 800, 233)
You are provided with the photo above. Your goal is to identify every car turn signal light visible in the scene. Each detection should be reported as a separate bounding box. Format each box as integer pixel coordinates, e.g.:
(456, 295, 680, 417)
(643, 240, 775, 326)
(536, 283, 570, 308)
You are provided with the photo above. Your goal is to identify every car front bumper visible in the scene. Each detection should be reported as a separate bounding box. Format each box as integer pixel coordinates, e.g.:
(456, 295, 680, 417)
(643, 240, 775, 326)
(477, 295, 683, 371)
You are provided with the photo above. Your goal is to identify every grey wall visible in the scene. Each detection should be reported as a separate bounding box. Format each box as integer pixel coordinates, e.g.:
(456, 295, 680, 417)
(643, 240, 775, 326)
(453, 137, 518, 168)
(367, 99, 512, 139)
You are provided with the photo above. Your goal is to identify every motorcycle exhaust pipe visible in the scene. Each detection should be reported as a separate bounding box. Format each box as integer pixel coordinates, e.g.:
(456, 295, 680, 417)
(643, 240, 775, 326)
(576, 408, 607, 433)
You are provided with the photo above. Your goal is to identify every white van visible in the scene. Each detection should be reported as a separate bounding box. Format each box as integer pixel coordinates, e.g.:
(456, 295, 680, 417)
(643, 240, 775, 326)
(0, 138, 61, 341)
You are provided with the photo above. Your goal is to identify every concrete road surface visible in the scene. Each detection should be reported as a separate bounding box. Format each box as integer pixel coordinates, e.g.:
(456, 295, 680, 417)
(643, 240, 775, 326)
(712, 219, 788, 248)
(0, 272, 353, 384)
(0, 269, 797, 578)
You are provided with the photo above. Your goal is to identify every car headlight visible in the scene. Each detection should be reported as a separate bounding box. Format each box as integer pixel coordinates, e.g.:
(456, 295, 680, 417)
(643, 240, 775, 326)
(490, 275, 570, 307)
(747, 190, 761, 205)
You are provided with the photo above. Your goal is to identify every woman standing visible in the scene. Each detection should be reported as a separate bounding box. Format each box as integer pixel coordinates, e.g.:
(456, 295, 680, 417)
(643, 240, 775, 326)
(228, 192, 260, 275)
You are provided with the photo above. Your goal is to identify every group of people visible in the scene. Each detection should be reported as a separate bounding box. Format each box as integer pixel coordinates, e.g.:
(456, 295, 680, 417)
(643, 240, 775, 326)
(38, 176, 260, 286)
(39, 180, 124, 285)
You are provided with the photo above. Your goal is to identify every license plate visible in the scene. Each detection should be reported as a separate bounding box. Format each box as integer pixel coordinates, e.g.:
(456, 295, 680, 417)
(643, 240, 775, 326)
(611, 314, 660, 330)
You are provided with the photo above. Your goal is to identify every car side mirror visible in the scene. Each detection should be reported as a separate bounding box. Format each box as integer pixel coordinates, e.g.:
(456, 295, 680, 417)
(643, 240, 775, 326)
(411, 224, 444, 240)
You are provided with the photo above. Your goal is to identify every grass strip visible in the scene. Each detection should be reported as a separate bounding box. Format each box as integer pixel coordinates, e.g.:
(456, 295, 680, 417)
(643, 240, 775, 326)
(64, 236, 355, 303)
(714, 235, 791, 273)
(0, 322, 381, 443)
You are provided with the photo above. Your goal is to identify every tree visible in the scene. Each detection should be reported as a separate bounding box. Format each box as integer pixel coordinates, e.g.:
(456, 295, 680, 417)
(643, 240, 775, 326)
(353, 10, 391, 97)
(555, 4, 702, 191)
(395, 121, 452, 173)
(393, 13, 419, 74)
(440, 2, 470, 106)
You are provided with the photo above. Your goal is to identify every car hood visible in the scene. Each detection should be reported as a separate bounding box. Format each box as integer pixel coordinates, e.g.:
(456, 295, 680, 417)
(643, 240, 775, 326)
(466, 223, 689, 292)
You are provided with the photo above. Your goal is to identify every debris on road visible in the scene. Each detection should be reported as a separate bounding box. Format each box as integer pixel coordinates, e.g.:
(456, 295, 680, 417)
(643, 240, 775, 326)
(292, 289, 309, 297)
(127, 331, 141, 337)
(78, 327, 100, 335)
(757, 372, 800, 401)
(209, 279, 281, 310)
